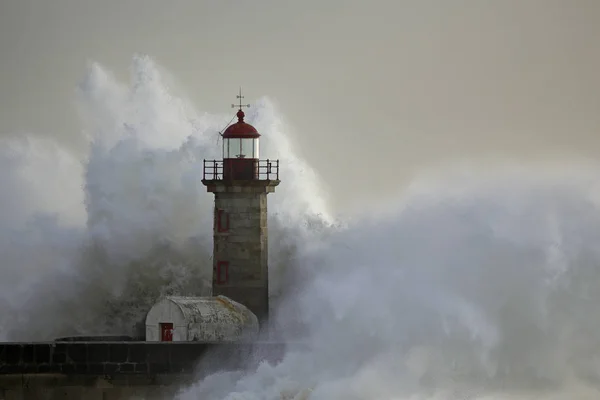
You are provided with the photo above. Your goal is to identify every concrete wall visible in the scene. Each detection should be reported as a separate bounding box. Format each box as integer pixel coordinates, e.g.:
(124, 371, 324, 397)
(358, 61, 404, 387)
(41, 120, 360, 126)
(0, 342, 289, 376)
(0, 341, 301, 398)
(208, 181, 278, 323)
(0, 342, 208, 376)
(0, 385, 177, 400)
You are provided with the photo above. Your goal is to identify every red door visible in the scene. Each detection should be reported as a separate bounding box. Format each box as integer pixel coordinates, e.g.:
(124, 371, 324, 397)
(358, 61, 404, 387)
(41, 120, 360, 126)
(160, 323, 173, 342)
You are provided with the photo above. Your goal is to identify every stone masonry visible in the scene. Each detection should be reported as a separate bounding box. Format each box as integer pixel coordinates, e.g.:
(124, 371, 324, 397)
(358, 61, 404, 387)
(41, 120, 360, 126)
(204, 181, 279, 324)
(0, 342, 294, 399)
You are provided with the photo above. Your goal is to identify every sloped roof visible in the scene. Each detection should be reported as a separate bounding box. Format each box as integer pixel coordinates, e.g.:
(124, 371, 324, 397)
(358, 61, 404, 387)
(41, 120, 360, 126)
(145, 295, 257, 327)
(222, 109, 260, 138)
(167, 295, 250, 323)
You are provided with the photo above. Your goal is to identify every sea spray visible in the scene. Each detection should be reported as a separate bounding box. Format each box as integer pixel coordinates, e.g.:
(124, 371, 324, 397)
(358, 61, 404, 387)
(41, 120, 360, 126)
(3, 55, 600, 398)
(0, 55, 331, 342)
(177, 167, 600, 399)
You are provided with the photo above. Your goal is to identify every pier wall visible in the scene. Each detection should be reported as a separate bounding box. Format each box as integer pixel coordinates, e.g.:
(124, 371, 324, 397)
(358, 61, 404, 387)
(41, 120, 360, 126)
(0, 342, 292, 399)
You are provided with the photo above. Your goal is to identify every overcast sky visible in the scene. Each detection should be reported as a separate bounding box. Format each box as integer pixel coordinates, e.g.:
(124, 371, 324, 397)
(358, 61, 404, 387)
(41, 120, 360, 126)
(1, 0, 600, 211)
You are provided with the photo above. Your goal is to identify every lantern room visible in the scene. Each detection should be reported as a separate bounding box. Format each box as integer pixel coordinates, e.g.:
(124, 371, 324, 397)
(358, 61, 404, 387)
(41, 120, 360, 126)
(221, 109, 260, 180)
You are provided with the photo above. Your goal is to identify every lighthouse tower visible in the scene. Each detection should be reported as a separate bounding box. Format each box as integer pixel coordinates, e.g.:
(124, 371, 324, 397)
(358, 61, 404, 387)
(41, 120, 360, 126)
(202, 92, 279, 326)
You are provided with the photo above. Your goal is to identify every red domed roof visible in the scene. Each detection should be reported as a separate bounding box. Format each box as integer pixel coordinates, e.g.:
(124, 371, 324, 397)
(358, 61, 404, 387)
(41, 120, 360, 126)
(222, 110, 260, 138)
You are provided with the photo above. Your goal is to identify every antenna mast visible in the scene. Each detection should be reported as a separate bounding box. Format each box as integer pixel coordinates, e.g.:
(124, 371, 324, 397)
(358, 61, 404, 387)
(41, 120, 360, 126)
(232, 87, 251, 110)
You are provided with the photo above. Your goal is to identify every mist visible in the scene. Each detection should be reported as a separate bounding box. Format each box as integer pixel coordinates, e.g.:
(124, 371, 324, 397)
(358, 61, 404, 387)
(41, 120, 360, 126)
(2, 0, 600, 211)
(2, 1, 600, 399)
(0, 56, 331, 341)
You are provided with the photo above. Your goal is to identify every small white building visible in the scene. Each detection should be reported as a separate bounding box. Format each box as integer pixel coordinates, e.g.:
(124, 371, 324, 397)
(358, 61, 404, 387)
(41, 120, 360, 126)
(145, 295, 259, 342)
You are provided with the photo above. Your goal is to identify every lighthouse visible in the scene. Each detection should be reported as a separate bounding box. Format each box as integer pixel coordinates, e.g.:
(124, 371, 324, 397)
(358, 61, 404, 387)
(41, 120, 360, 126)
(202, 92, 280, 326)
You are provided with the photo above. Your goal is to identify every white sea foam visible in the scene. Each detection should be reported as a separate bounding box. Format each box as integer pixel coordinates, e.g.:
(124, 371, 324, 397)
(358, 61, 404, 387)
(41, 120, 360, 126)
(0, 55, 331, 341)
(178, 164, 600, 399)
(3, 55, 600, 399)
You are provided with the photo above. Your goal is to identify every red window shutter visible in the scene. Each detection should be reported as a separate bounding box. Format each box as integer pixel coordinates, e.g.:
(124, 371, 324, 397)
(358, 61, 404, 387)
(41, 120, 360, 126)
(216, 261, 229, 284)
(217, 209, 229, 232)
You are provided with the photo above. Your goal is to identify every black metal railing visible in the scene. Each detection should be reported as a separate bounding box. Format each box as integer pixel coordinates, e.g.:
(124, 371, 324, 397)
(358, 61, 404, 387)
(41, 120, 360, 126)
(203, 159, 280, 181)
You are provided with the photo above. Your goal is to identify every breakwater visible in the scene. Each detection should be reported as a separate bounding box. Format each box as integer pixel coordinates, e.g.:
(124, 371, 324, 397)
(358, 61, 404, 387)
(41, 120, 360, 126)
(0, 341, 292, 399)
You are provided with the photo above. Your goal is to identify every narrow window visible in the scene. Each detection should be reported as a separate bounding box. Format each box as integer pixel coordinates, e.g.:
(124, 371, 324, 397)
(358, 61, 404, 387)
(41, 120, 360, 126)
(216, 209, 229, 232)
(216, 261, 229, 284)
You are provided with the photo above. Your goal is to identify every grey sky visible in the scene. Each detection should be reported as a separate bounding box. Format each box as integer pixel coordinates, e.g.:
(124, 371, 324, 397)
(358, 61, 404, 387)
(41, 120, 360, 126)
(1, 0, 600, 212)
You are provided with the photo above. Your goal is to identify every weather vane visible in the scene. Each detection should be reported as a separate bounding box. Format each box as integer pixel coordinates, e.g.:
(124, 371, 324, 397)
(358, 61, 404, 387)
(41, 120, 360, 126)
(232, 87, 251, 110)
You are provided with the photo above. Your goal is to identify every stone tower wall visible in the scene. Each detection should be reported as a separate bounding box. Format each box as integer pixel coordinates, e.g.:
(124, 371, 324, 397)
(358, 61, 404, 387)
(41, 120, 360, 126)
(209, 183, 277, 323)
